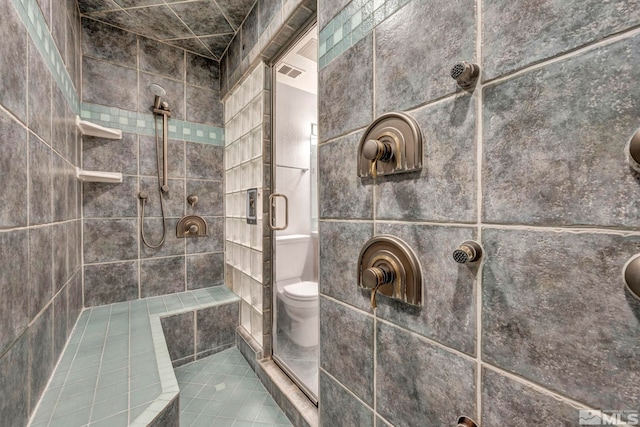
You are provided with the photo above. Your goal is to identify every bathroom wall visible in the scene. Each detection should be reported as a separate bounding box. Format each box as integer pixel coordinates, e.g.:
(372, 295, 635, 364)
(317, 0, 640, 426)
(0, 0, 83, 425)
(80, 18, 226, 306)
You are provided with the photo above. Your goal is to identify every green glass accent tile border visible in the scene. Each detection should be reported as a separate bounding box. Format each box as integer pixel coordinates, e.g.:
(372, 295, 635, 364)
(318, 0, 413, 69)
(11, 0, 79, 113)
(80, 103, 225, 146)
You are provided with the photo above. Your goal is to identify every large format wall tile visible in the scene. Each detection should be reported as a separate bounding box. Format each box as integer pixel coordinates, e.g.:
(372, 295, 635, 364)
(374, 0, 475, 114)
(83, 175, 138, 218)
(186, 143, 224, 180)
(319, 297, 374, 406)
(28, 134, 53, 225)
(483, 35, 640, 228)
(319, 370, 374, 427)
(186, 253, 224, 289)
(29, 304, 53, 411)
(482, 0, 640, 80)
(161, 311, 195, 361)
(375, 223, 477, 355)
(376, 321, 476, 427)
(318, 132, 373, 220)
(139, 37, 184, 80)
(482, 368, 580, 426)
(81, 18, 137, 67)
(0, 100, 28, 228)
(28, 226, 53, 320)
(84, 219, 138, 263)
(28, 38, 52, 144)
(196, 302, 238, 353)
(84, 261, 139, 306)
(82, 57, 137, 110)
(318, 0, 350, 30)
(0, 334, 28, 426)
(319, 221, 373, 312)
(82, 133, 139, 176)
(139, 137, 185, 179)
(0, 0, 27, 122)
(0, 230, 28, 355)
(482, 228, 640, 409)
(139, 72, 185, 120)
(376, 95, 477, 222)
(318, 34, 373, 143)
(140, 256, 186, 297)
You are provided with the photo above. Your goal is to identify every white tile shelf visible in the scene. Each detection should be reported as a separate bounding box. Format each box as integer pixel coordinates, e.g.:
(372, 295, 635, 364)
(29, 287, 239, 427)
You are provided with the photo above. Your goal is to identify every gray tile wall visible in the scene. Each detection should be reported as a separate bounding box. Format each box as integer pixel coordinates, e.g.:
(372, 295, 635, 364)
(317, 0, 640, 425)
(81, 18, 226, 306)
(0, 0, 83, 425)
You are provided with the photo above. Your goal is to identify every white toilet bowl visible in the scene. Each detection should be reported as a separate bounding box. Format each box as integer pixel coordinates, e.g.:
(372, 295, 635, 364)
(280, 281, 318, 347)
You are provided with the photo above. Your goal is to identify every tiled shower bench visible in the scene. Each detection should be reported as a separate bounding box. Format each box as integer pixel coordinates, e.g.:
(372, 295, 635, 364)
(29, 287, 240, 427)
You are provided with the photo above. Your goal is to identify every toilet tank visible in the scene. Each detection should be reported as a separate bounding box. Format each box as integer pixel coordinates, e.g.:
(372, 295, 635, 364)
(275, 234, 310, 282)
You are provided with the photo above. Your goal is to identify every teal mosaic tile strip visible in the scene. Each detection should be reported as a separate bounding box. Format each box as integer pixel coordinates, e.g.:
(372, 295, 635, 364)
(318, 0, 412, 69)
(80, 103, 225, 146)
(11, 0, 79, 113)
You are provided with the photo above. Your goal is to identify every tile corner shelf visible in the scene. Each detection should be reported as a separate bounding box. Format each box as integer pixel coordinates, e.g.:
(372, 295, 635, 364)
(75, 115, 122, 139)
(76, 167, 123, 183)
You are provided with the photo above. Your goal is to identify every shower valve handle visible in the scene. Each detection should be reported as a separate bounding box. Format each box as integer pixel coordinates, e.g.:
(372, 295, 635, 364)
(362, 264, 396, 309)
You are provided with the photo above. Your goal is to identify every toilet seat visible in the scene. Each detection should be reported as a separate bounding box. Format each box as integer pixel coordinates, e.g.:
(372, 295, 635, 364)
(283, 281, 318, 301)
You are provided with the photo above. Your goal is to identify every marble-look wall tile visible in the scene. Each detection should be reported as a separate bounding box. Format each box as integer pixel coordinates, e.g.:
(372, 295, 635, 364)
(139, 37, 184, 80)
(186, 180, 224, 216)
(186, 143, 224, 180)
(0, 110, 28, 228)
(29, 226, 53, 319)
(186, 86, 222, 126)
(52, 153, 69, 223)
(376, 95, 477, 223)
(320, 297, 374, 405)
(82, 57, 138, 110)
(186, 252, 224, 289)
(374, 0, 475, 114)
(482, 0, 640, 80)
(186, 52, 219, 89)
(318, 0, 350, 30)
(139, 137, 185, 178)
(140, 218, 185, 259)
(196, 302, 238, 352)
(375, 223, 477, 355)
(82, 133, 139, 176)
(83, 175, 139, 218)
(52, 222, 69, 293)
(319, 370, 374, 427)
(318, 34, 373, 143)
(140, 256, 185, 297)
(27, 39, 52, 142)
(482, 228, 640, 409)
(53, 283, 69, 358)
(84, 219, 138, 263)
(81, 18, 137, 67)
(318, 132, 373, 219)
(319, 221, 373, 311)
(186, 217, 224, 254)
(161, 311, 195, 361)
(29, 134, 53, 225)
(376, 321, 476, 427)
(482, 368, 581, 426)
(29, 304, 53, 411)
(84, 261, 139, 306)
(0, 230, 29, 355)
(0, 334, 28, 426)
(51, 85, 68, 160)
(0, 0, 28, 122)
(483, 35, 640, 228)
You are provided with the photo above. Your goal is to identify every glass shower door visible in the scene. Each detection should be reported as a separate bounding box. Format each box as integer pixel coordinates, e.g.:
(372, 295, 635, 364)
(271, 25, 319, 401)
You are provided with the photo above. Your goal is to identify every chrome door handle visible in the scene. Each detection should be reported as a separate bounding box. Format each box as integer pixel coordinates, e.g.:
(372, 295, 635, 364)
(268, 193, 288, 230)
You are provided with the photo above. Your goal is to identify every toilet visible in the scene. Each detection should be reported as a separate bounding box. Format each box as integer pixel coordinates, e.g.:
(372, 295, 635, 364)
(276, 234, 319, 347)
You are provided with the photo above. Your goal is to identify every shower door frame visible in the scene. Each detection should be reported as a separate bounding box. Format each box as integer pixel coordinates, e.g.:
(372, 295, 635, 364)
(268, 19, 319, 405)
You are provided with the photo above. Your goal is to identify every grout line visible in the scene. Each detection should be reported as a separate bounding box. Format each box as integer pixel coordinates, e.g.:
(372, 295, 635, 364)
(475, 0, 484, 421)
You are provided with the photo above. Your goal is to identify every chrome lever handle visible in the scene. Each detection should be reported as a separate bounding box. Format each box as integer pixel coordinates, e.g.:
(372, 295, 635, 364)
(268, 193, 289, 231)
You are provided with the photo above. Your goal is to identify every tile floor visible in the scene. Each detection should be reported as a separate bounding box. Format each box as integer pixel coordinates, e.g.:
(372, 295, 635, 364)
(176, 348, 293, 427)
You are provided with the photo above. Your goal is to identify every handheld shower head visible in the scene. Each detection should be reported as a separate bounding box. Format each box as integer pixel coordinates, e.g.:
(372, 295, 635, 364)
(149, 83, 166, 110)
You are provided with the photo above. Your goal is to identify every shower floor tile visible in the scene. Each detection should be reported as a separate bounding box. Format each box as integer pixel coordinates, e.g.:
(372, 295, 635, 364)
(175, 348, 292, 427)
